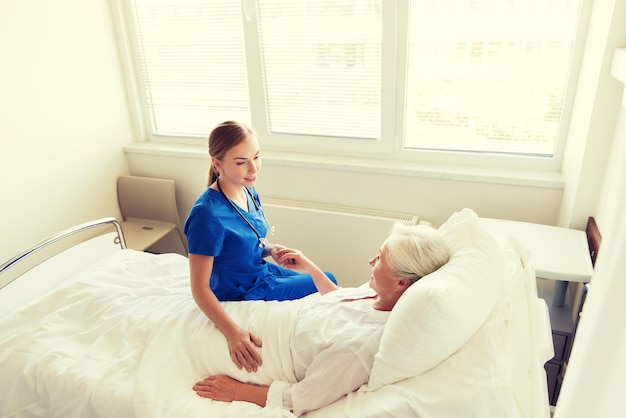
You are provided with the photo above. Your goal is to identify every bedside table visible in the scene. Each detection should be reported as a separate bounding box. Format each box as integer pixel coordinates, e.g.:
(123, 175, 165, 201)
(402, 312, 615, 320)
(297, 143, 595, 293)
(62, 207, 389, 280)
(480, 218, 593, 307)
(480, 218, 595, 406)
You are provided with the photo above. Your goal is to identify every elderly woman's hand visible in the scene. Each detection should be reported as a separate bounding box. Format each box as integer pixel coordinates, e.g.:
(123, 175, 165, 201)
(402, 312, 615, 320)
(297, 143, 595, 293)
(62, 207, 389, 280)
(276, 248, 339, 296)
(193, 374, 270, 407)
(193, 375, 240, 402)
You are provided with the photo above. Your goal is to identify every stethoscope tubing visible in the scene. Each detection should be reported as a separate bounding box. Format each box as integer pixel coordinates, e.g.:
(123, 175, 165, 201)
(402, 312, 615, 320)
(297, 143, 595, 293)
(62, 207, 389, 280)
(216, 179, 274, 248)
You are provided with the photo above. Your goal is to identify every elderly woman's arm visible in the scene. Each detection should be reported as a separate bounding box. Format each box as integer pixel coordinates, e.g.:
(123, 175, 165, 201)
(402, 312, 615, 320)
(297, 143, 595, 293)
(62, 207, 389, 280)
(273, 248, 339, 295)
(193, 375, 268, 407)
(193, 335, 377, 416)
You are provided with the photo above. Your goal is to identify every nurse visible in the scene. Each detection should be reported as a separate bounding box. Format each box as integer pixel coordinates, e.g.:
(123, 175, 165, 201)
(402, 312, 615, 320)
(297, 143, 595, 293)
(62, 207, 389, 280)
(184, 121, 336, 373)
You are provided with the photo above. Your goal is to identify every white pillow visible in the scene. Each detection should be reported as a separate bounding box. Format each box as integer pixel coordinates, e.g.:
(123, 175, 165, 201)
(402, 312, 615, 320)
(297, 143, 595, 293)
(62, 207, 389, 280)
(367, 208, 506, 390)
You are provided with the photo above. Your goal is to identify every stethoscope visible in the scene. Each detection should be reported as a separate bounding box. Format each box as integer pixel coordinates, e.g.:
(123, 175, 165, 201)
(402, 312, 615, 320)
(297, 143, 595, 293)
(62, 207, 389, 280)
(216, 179, 275, 249)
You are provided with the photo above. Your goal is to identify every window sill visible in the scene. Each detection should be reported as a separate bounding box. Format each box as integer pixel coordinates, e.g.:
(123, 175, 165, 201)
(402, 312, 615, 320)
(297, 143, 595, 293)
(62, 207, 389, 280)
(124, 141, 564, 189)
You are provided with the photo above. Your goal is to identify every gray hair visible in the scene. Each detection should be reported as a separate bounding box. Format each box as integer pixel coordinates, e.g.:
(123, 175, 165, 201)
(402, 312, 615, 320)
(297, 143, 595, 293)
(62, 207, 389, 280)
(382, 223, 451, 284)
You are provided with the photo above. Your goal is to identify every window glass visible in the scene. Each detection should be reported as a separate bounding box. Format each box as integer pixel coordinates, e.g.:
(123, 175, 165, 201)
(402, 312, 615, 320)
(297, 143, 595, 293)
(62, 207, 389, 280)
(255, 0, 382, 139)
(130, 0, 251, 137)
(404, 0, 581, 155)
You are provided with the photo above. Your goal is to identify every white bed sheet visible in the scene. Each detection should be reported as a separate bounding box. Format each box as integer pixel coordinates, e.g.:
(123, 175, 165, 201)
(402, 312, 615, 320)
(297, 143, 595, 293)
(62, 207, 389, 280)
(0, 249, 304, 418)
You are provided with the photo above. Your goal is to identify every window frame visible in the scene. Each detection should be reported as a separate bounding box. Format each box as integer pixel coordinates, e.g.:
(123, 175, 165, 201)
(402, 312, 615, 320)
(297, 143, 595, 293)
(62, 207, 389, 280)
(111, 0, 591, 173)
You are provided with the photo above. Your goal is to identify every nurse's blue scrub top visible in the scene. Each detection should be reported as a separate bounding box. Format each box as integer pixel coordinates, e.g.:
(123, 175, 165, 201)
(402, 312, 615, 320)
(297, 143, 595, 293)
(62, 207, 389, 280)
(184, 187, 288, 301)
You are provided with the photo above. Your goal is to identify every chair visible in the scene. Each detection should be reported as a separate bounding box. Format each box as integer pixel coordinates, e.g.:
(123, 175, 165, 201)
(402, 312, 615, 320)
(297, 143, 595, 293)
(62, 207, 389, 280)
(117, 175, 187, 254)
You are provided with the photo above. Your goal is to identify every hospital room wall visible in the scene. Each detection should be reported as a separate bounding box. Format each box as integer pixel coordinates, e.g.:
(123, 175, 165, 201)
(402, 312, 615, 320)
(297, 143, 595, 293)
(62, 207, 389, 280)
(126, 150, 563, 229)
(0, 0, 135, 264)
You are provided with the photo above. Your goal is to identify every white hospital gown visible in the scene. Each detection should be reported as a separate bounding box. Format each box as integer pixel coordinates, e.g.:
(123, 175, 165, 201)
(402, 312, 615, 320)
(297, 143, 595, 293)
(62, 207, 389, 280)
(266, 287, 389, 416)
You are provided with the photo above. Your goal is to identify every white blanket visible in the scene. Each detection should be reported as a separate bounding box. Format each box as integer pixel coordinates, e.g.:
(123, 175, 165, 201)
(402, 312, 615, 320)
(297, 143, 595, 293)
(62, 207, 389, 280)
(0, 250, 307, 418)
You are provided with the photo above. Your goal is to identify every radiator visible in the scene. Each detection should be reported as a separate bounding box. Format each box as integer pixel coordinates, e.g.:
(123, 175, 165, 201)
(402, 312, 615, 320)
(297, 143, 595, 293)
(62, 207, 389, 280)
(261, 198, 422, 288)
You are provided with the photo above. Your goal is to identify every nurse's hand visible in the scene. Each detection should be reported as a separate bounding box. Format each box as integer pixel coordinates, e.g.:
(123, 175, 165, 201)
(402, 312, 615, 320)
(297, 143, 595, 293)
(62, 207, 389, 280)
(225, 327, 263, 372)
(275, 248, 315, 272)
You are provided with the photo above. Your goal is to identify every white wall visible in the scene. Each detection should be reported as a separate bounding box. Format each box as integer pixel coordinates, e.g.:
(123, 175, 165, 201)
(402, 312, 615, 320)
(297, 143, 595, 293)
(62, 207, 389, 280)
(0, 0, 135, 263)
(125, 147, 564, 229)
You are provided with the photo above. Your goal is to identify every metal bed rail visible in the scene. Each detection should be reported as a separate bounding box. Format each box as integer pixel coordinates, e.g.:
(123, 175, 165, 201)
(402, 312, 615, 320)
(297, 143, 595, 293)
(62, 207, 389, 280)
(0, 217, 126, 289)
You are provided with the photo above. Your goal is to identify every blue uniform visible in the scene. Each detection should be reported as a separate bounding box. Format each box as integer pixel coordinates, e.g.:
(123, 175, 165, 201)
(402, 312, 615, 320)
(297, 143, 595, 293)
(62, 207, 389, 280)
(184, 187, 336, 301)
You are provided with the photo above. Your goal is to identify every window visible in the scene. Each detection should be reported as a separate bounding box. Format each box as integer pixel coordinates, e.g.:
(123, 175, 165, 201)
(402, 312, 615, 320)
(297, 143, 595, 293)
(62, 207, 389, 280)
(120, 0, 585, 168)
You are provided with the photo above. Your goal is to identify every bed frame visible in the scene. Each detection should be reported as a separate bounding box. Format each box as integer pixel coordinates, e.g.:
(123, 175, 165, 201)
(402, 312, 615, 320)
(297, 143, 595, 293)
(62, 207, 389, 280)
(0, 217, 126, 291)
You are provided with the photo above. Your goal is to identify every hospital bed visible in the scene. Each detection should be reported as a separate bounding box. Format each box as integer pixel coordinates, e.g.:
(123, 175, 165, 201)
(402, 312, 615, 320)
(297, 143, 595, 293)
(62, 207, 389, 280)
(0, 209, 553, 417)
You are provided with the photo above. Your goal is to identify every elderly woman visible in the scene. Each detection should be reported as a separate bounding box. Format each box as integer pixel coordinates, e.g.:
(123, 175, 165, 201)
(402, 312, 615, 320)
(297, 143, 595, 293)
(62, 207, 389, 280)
(193, 223, 451, 416)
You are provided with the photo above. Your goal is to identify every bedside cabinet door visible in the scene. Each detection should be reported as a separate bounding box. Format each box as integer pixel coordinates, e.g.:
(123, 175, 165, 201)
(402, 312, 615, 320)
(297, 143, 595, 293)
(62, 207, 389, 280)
(545, 362, 561, 405)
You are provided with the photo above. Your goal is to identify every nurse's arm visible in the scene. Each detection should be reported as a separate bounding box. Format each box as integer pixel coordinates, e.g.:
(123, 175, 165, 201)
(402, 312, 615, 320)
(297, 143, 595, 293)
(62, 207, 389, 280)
(188, 253, 263, 372)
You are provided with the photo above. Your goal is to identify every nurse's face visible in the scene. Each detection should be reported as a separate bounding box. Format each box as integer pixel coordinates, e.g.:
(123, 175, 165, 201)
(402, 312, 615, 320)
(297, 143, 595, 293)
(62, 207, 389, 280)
(216, 134, 262, 188)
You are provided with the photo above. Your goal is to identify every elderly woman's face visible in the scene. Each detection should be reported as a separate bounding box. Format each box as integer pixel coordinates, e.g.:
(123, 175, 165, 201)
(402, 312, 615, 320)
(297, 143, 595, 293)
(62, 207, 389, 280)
(368, 245, 398, 295)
